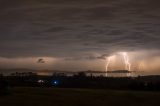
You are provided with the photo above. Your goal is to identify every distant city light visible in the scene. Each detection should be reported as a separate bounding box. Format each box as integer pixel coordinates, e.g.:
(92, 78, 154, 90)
(37, 79, 44, 83)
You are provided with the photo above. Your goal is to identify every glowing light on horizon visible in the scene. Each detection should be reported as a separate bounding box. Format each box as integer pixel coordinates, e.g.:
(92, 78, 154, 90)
(139, 61, 145, 71)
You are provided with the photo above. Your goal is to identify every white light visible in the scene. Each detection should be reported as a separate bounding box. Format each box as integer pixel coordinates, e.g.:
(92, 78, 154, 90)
(38, 80, 44, 83)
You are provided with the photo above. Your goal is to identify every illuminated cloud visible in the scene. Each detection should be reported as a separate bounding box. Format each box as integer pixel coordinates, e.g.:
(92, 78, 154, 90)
(0, 0, 160, 74)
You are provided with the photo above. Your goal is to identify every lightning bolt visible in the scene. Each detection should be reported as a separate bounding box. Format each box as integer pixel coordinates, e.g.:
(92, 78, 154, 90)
(105, 55, 115, 76)
(105, 57, 111, 72)
(104, 52, 131, 77)
(121, 52, 131, 71)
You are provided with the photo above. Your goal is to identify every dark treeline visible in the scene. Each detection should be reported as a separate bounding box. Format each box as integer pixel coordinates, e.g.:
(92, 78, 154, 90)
(51, 75, 160, 91)
(1, 72, 160, 94)
(0, 74, 8, 95)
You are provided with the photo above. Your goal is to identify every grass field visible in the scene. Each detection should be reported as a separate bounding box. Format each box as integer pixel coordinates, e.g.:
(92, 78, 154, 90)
(0, 87, 160, 106)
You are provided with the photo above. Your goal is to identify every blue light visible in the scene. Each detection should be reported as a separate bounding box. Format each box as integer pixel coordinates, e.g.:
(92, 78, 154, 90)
(54, 81, 58, 84)
(51, 80, 60, 86)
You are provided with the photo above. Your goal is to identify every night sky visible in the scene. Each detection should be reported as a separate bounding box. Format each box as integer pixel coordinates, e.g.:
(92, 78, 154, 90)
(0, 0, 160, 74)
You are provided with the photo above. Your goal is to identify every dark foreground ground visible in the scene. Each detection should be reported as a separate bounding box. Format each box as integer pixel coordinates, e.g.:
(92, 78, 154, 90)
(0, 87, 160, 106)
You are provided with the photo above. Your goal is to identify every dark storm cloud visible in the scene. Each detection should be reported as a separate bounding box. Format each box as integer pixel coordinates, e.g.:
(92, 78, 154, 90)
(37, 58, 45, 63)
(0, 0, 160, 58)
